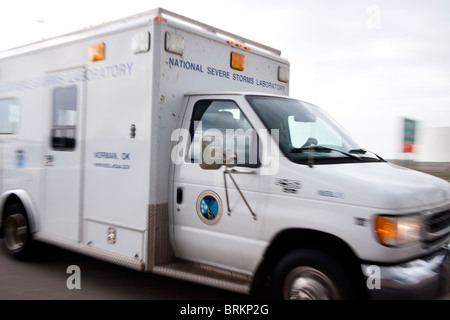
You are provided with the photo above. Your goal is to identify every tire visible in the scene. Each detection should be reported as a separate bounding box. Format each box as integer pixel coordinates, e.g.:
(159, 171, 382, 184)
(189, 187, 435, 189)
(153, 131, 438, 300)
(272, 248, 357, 300)
(2, 203, 34, 260)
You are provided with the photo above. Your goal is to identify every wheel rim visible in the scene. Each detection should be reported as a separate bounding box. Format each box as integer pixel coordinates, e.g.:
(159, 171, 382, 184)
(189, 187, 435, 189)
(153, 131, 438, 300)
(283, 266, 340, 300)
(3, 214, 28, 251)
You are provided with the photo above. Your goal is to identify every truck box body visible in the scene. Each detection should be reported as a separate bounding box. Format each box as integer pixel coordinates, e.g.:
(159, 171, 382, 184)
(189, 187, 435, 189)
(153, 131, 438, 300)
(0, 9, 289, 273)
(1, 8, 449, 299)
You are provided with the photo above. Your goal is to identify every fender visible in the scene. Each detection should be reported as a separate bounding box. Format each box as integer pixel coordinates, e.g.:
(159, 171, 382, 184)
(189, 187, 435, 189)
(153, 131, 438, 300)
(0, 189, 39, 234)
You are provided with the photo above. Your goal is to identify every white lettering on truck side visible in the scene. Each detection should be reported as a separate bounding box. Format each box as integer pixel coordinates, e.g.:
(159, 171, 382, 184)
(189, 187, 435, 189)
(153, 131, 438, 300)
(0, 62, 134, 93)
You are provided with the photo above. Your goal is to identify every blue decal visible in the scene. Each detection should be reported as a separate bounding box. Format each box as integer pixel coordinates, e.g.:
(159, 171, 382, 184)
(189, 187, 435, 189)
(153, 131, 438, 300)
(15, 149, 26, 168)
(196, 190, 223, 225)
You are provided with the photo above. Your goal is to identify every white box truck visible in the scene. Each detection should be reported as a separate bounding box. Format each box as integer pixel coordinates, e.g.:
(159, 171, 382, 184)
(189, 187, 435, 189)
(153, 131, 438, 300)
(0, 8, 449, 300)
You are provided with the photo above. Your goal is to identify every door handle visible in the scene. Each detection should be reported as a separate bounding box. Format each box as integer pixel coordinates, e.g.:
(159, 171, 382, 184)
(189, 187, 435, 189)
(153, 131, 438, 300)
(176, 187, 183, 204)
(45, 155, 55, 166)
(230, 167, 256, 175)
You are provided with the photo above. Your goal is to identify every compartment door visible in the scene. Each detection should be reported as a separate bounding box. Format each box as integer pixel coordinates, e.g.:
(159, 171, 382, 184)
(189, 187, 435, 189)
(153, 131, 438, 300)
(43, 68, 86, 242)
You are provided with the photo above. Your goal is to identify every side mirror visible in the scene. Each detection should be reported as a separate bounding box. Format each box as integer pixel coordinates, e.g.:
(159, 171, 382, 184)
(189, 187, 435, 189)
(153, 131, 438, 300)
(199, 161, 223, 170)
(199, 151, 236, 170)
(199, 134, 223, 170)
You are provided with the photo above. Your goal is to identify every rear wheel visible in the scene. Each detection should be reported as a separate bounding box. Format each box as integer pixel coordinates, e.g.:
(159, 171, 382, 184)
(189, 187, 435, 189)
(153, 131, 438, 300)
(272, 249, 357, 300)
(2, 203, 33, 260)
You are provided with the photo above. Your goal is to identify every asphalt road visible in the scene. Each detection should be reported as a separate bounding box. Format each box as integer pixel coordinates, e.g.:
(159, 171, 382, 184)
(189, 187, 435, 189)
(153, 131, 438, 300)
(0, 239, 449, 301)
(0, 240, 248, 300)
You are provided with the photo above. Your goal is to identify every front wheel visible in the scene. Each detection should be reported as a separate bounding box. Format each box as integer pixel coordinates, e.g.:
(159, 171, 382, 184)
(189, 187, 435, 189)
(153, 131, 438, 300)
(2, 203, 33, 260)
(272, 249, 357, 300)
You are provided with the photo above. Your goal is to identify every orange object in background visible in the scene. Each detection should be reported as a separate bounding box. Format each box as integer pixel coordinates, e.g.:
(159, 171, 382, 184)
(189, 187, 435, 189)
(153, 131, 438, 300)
(403, 142, 414, 153)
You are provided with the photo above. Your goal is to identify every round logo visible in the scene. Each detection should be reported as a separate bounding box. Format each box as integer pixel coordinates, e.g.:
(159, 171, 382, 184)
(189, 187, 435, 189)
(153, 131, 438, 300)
(196, 190, 222, 225)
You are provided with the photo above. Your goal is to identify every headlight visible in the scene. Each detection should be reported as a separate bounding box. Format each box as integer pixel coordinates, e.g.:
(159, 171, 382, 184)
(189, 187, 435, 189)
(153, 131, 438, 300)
(374, 215, 423, 247)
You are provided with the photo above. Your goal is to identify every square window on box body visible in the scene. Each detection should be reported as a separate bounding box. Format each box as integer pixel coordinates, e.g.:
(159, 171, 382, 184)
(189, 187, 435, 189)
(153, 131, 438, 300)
(132, 32, 151, 54)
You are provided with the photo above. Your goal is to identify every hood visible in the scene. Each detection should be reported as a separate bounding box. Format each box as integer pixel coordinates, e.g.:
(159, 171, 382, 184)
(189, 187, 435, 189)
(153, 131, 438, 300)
(304, 162, 450, 211)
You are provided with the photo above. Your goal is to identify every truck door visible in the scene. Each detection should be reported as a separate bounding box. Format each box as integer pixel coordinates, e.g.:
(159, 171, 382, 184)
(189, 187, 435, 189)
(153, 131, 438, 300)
(171, 95, 269, 273)
(43, 68, 85, 242)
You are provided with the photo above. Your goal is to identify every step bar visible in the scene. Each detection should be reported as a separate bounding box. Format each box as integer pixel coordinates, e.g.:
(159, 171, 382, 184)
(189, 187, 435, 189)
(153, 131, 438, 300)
(153, 260, 253, 294)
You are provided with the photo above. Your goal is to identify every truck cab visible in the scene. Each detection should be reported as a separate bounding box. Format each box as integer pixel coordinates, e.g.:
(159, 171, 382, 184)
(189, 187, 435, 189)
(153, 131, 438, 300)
(170, 92, 450, 299)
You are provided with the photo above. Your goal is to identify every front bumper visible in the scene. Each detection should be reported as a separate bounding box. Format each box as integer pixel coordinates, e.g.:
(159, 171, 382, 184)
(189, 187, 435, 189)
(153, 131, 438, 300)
(362, 242, 450, 299)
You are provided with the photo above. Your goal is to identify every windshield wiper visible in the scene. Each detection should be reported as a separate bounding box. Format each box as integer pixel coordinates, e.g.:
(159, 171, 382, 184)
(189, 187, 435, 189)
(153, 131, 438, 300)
(348, 148, 366, 154)
(291, 146, 362, 161)
(349, 148, 386, 162)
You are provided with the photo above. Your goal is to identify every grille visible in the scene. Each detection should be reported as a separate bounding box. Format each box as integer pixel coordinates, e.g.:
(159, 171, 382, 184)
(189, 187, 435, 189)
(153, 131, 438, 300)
(425, 208, 450, 238)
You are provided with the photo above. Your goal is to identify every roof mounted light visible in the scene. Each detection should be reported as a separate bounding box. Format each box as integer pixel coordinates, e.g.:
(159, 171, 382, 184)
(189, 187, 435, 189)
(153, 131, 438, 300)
(89, 42, 105, 62)
(231, 52, 245, 71)
(278, 66, 289, 83)
(132, 31, 150, 54)
(154, 16, 167, 22)
(165, 32, 184, 55)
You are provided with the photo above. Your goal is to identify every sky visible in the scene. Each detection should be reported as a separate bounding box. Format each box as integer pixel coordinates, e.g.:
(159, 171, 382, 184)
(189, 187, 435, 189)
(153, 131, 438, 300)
(1, 0, 449, 159)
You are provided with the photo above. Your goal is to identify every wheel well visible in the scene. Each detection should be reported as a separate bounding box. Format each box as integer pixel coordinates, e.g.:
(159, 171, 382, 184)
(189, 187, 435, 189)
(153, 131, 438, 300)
(1, 194, 25, 238)
(251, 228, 368, 298)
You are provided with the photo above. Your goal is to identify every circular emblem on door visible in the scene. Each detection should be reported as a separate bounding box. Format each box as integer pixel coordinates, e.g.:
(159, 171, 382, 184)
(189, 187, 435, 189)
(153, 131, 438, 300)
(196, 190, 222, 225)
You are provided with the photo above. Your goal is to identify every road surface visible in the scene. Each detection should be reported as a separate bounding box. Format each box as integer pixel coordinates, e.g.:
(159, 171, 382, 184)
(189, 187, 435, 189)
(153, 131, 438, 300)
(0, 240, 448, 300)
(0, 240, 248, 300)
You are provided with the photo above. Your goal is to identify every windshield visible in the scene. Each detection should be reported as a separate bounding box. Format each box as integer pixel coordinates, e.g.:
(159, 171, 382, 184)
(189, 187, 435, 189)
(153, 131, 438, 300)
(246, 95, 383, 165)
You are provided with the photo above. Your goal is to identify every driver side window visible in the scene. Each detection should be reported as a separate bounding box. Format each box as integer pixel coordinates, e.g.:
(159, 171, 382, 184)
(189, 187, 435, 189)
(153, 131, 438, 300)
(188, 100, 259, 167)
